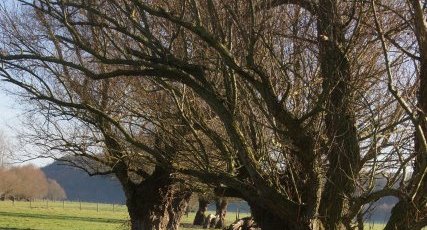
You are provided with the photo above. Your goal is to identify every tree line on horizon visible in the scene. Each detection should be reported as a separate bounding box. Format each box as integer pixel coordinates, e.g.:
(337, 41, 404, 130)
(0, 1, 426, 230)
(0, 164, 66, 201)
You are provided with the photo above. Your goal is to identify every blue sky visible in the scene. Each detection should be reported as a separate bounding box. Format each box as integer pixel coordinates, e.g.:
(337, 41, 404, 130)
(0, 90, 17, 130)
(0, 0, 52, 167)
(0, 76, 53, 168)
(0, 85, 21, 140)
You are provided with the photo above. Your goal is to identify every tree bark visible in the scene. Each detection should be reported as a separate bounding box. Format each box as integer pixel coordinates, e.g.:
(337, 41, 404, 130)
(317, 0, 360, 229)
(167, 189, 192, 230)
(384, 201, 418, 230)
(193, 197, 210, 225)
(119, 165, 190, 230)
(249, 201, 311, 230)
(214, 198, 228, 229)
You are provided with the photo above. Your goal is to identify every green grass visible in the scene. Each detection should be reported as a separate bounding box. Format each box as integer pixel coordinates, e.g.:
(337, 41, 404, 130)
(363, 223, 385, 230)
(1, 200, 421, 230)
(0, 200, 245, 230)
(364, 223, 427, 230)
(0, 200, 128, 230)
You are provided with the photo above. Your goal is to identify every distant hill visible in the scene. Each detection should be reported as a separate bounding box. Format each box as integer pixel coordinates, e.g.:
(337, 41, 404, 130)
(223, 200, 396, 222)
(42, 160, 125, 204)
(218, 198, 396, 222)
(366, 196, 397, 222)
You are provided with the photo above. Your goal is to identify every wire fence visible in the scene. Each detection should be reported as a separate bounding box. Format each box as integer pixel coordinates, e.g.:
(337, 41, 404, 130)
(0, 199, 253, 222)
(0, 199, 128, 213)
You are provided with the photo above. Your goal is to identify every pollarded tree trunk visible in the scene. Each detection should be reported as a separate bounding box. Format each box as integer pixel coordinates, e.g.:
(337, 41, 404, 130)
(316, 0, 360, 229)
(193, 197, 209, 225)
(119, 165, 190, 230)
(123, 170, 170, 230)
(384, 201, 419, 230)
(167, 189, 192, 230)
(249, 201, 311, 230)
(126, 193, 147, 230)
(214, 198, 228, 229)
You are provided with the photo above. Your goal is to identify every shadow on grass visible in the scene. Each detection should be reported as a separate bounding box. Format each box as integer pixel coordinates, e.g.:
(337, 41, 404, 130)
(0, 228, 35, 230)
(180, 223, 204, 229)
(0, 211, 124, 224)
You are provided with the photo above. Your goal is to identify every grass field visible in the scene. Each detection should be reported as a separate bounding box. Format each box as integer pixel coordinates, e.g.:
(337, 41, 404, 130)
(0, 200, 418, 230)
(0, 200, 128, 230)
(0, 200, 244, 230)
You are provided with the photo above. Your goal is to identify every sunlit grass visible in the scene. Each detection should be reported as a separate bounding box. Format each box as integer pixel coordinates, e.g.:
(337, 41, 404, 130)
(1, 200, 423, 230)
(0, 200, 128, 230)
(0, 200, 244, 230)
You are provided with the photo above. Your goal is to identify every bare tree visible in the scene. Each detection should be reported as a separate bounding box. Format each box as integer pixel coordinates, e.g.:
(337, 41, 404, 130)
(0, 165, 48, 200)
(0, 166, 18, 199)
(14, 165, 49, 199)
(46, 179, 66, 200)
(0, 6, 193, 229)
(214, 197, 228, 228)
(193, 196, 210, 226)
(0, 1, 420, 229)
(370, 1, 427, 229)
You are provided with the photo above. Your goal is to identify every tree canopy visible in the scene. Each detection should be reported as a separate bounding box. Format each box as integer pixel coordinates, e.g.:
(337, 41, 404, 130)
(0, 1, 426, 230)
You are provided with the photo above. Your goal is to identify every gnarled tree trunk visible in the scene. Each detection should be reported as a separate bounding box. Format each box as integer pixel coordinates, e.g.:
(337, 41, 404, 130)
(249, 201, 311, 230)
(193, 197, 210, 225)
(384, 201, 418, 230)
(119, 165, 191, 230)
(317, 0, 360, 229)
(214, 197, 228, 228)
(167, 189, 192, 230)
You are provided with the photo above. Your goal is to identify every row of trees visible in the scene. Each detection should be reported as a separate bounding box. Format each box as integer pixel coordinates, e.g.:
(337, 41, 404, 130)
(0, 0, 426, 230)
(0, 165, 66, 201)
